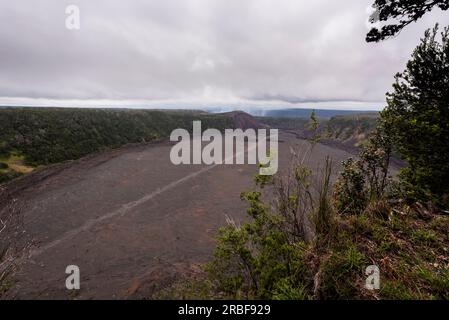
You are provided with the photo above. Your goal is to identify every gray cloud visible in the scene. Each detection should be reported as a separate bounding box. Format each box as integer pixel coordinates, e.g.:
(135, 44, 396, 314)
(0, 0, 447, 109)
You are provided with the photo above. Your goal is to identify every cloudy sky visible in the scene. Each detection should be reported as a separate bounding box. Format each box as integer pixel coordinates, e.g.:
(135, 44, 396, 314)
(0, 0, 447, 110)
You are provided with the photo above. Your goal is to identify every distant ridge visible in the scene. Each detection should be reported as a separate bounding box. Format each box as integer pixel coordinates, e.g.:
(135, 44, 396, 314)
(205, 107, 378, 119)
(248, 108, 378, 119)
(224, 111, 268, 130)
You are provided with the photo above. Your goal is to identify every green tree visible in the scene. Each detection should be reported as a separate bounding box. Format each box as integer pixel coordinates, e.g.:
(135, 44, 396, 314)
(367, 0, 448, 42)
(381, 25, 449, 207)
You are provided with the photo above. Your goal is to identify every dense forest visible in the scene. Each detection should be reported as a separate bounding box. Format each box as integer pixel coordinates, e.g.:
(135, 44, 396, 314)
(0, 108, 233, 183)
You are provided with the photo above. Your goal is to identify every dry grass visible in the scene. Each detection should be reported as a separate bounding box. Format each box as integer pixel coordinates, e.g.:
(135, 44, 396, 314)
(2, 154, 34, 174)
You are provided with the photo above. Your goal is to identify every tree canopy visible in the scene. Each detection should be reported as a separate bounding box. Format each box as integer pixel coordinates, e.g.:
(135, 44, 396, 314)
(367, 0, 449, 42)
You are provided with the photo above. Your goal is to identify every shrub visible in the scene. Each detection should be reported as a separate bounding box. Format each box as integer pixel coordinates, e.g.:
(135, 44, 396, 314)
(206, 155, 334, 299)
(333, 158, 367, 215)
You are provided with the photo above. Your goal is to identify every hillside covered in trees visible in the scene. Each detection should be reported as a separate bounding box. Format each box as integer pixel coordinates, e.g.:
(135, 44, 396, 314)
(257, 113, 379, 154)
(0, 108, 233, 183)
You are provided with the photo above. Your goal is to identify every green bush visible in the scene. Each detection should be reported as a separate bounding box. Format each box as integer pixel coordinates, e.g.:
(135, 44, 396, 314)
(333, 158, 367, 215)
(206, 190, 311, 299)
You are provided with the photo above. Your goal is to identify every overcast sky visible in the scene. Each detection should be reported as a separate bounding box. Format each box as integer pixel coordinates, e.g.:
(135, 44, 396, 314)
(0, 0, 447, 110)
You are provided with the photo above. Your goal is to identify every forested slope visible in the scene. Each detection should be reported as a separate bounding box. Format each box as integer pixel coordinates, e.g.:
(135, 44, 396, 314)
(0, 108, 233, 183)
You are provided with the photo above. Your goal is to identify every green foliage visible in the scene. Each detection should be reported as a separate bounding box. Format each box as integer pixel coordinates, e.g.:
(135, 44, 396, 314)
(0, 170, 22, 184)
(333, 125, 392, 215)
(325, 114, 378, 143)
(321, 245, 367, 299)
(0, 108, 233, 183)
(306, 110, 321, 145)
(366, 0, 449, 42)
(313, 157, 334, 237)
(333, 158, 367, 215)
(207, 150, 337, 299)
(272, 279, 309, 300)
(307, 110, 319, 131)
(258, 113, 378, 150)
(206, 189, 310, 299)
(412, 230, 437, 246)
(206, 176, 449, 300)
(359, 127, 392, 200)
(379, 281, 419, 300)
(413, 266, 449, 299)
(381, 25, 449, 208)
